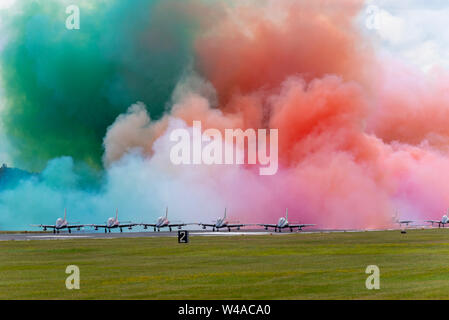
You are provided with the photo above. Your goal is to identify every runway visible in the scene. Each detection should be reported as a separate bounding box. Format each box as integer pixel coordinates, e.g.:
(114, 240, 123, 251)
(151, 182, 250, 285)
(0, 230, 292, 241)
(0, 227, 425, 241)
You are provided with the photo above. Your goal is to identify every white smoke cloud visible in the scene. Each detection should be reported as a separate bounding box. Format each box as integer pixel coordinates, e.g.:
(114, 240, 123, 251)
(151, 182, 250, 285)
(0, 119, 233, 229)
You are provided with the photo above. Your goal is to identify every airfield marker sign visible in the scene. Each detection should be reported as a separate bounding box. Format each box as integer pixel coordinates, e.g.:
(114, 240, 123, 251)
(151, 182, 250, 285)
(178, 230, 189, 243)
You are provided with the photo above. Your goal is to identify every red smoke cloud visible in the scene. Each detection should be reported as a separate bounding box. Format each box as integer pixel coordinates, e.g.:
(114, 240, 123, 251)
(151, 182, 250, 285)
(195, 0, 372, 104)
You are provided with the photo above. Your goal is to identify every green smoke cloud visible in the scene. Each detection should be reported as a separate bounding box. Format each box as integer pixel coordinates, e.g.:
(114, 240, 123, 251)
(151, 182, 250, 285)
(0, 0, 199, 170)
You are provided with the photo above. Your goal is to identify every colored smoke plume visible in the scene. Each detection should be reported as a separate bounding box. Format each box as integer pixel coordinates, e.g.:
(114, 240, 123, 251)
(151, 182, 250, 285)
(1, 0, 449, 229)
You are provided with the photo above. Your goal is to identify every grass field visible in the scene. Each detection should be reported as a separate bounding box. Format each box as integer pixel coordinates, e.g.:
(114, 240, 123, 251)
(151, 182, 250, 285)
(1, 229, 449, 299)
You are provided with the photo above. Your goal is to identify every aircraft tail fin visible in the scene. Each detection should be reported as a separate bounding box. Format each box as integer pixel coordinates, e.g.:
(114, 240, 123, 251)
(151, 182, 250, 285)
(116, 208, 118, 220)
(286, 208, 288, 220)
(166, 207, 168, 218)
(64, 208, 67, 221)
(224, 208, 227, 219)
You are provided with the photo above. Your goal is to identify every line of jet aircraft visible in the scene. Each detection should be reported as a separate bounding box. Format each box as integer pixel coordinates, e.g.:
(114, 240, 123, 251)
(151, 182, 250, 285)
(32, 208, 316, 234)
(33, 208, 449, 234)
(393, 209, 449, 228)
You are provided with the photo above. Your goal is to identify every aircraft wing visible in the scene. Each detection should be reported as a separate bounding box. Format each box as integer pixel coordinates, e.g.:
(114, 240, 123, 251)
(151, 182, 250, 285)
(168, 223, 196, 227)
(33, 224, 56, 229)
(289, 224, 315, 229)
(226, 224, 247, 228)
(199, 223, 216, 228)
(425, 220, 442, 226)
(140, 223, 157, 227)
(91, 224, 108, 229)
(119, 223, 137, 228)
(258, 224, 278, 228)
(168, 223, 186, 228)
(91, 223, 136, 228)
(67, 224, 85, 229)
(397, 220, 414, 224)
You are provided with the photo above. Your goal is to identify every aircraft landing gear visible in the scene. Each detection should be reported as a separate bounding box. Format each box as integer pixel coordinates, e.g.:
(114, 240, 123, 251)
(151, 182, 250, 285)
(53, 229, 56, 234)
(169, 227, 172, 232)
(105, 228, 107, 233)
(228, 227, 231, 232)
(68, 228, 71, 234)
(120, 228, 123, 233)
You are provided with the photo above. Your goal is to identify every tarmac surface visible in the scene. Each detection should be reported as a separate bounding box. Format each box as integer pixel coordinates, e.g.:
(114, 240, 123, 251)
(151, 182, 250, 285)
(0, 228, 419, 241)
(0, 230, 271, 241)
